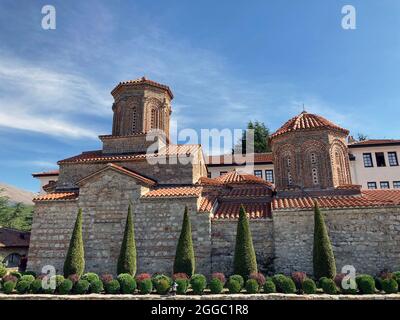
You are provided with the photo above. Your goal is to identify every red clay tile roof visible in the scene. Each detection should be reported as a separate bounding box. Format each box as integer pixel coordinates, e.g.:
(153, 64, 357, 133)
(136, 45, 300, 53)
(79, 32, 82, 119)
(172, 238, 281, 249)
(33, 192, 78, 202)
(348, 139, 400, 148)
(213, 203, 271, 220)
(0, 227, 30, 248)
(199, 195, 218, 212)
(225, 187, 271, 198)
(272, 190, 400, 210)
(77, 163, 156, 186)
(58, 145, 200, 164)
(32, 170, 59, 177)
(111, 76, 173, 99)
(207, 153, 273, 165)
(271, 111, 349, 139)
(142, 186, 202, 198)
(214, 171, 273, 186)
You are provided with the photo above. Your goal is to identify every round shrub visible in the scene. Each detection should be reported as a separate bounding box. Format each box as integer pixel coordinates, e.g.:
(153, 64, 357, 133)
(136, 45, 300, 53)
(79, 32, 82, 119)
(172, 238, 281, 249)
(172, 273, 189, 281)
(245, 279, 259, 294)
(136, 273, 151, 283)
(16, 280, 31, 294)
(10, 271, 21, 279)
(375, 277, 383, 291)
(89, 280, 104, 294)
(392, 271, 400, 282)
(211, 273, 226, 285)
(152, 274, 172, 288)
(228, 275, 244, 289)
(105, 280, 120, 294)
(318, 277, 328, 288)
(58, 279, 73, 295)
(190, 274, 207, 295)
(20, 275, 35, 285)
(2, 281, 16, 294)
(73, 279, 90, 294)
(0, 263, 8, 278)
(209, 278, 223, 294)
(382, 278, 398, 294)
(30, 279, 43, 294)
(227, 279, 241, 294)
(263, 279, 276, 293)
(272, 274, 296, 294)
(117, 273, 136, 294)
(176, 279, 188, 294)
(22, 271, 37, 278)
(156, 279, 171, 295)
(81, 272, 100, 284)
(320, 278, 338, 294)
(249, 272, 266, 286)
(2, 275, 17, 283)
(100, 274, 113, 284)
(54, 275, 65, 288)
(291, 272, 307, 290)
(356, 275, 376, 294)
(138, 278, 153, 294)
(68, 274, 80, 284)
(302, 278, 317, 294)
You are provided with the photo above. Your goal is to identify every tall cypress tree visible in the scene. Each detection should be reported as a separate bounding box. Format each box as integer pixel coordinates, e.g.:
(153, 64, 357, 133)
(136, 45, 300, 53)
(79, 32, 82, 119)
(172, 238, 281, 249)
(173, 206, 195, 277)
(313, 201, 336, 279)
(117, 204, 137, 276)
(63, 208, 85, 277)
(233, 205, 257, 278)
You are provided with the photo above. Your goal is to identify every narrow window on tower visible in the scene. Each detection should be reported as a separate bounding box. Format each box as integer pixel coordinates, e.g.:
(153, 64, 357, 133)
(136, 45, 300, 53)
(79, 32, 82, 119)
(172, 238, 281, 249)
(132, 107, 137, 133)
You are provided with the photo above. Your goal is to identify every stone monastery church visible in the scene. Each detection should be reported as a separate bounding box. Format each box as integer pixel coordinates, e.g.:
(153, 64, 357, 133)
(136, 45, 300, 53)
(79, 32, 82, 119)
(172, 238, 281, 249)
(29, 77, 400, 276)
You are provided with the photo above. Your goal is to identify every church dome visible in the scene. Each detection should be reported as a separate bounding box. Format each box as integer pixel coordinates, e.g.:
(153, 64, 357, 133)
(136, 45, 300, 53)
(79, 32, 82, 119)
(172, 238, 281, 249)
(270, 111, 349, 139)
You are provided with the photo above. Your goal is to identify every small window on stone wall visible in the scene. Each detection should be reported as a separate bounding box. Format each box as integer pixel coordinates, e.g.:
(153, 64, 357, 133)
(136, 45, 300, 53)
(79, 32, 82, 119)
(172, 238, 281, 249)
(312, 167, 319, 185)
(311, 153, 317, 164)
(287, 171, 292, 185)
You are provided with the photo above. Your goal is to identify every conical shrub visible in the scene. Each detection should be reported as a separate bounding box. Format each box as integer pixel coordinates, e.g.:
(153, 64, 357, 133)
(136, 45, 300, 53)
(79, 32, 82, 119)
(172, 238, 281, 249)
(63, 208, 85, 277)
(313, 201, 336, 279)
(233, 205, 257, 278)
(117, 204, 137, 276)
(173, 206, 195, 277)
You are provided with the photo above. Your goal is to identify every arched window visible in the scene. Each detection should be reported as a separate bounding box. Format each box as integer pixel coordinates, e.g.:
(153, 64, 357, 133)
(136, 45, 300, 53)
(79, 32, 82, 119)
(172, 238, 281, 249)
(151, 109, 156, 129)
(310, 152, 319, 185)
(3, 253, 21, 268)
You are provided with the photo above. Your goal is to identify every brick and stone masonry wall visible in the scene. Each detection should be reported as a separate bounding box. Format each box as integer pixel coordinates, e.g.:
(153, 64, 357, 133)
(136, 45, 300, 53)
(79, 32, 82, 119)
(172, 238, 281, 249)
(211, 219, 274, 275)
(273, 206, 400, 275)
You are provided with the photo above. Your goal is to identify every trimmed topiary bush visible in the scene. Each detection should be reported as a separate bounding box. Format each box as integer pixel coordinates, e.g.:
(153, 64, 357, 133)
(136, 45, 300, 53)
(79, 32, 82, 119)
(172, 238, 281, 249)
(249, 272, 266, 286)
(227, 279, 242, 294)
(100, 274, 113, 284)
(73, 279, 90, 294)
(263, 279, 276, 293)
(22, 271, 37, 278)
(335, 273, 357, 294)
(55, 275, 65, 288)
(0, 263, 7, 278)
(138, 278, 153, 294)
(105, 280, 120, 294)
(89, 280, 104, 294)
(10, 271, 22, 279)
(136, 273, 151, 283)
(117, 205, 137, 276)
(68, 274, 80, 285)
(58, 279, 73, 295)
(2, 275, 17, 283)
(2, 281, 16, 294)
(302, 278, 317, 294)
(291, 272, 307, 290)
(228, 275, 244, 289)
(233, 206, 258, 279)
(20, 275, 35, 284)
(63, 209, 85, 277)
(320, 278, 338, 294)
(209, 278, 224, 294)
(356, 275, 376, 294)
(117, 273, 137, 294)
(172, 273, 189, 281)
(81, 272, 100, 284)
(211, 273, 226, 285)
(190, 274, 207, 295)
(173, 206, 196, 277)
(176, 279, 189, 294)
(156, 279, 171, 295)
(313, 202, 336, 280)
(382, 278, 398, 294)
(272, 274, 296, 293)
(30, 279, 43, 294)
(245, 279, 259, 293)
(16, 280, 31, 294)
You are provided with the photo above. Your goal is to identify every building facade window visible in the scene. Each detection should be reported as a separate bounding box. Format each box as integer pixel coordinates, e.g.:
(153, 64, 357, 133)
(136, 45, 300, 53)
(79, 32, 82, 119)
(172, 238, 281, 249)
(375, 152, 386, 167)
(367, 182, 377, 189)
(393, 181, 400, 189)
(363, 153, 373, 167)
(220, 171, 227, 176)
(265, 170, 274, 183)
(287, 171, 293, 185)
(388, 152, 399, 166)
(312, 167, 319, 185)
(380, 181, 390, 189)
(207, 172, 211, 178)
(254, 170, 262, 178)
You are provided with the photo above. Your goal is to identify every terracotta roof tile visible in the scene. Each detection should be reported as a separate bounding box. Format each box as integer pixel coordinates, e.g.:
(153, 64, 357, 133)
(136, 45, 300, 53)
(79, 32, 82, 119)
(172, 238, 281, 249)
(58, 145, 200, 164)
(111, 76, 173, 98)
(199, 195, 218, 212)
(0, 227, 30, 248)
(33, 192, 78, 202)
(142, 186, 202, 198)
(271, 111, 349, 139)
(225, 187, 271, 198)
(213, 203, 270, 220)
(214, 171, 273, 186)
(207, 153, 273, 165)
(348, 139, 400, 147)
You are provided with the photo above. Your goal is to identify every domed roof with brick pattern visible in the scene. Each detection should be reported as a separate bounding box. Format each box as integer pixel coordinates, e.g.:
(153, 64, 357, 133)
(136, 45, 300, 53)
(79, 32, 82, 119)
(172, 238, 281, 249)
(270, 111, 349, 139)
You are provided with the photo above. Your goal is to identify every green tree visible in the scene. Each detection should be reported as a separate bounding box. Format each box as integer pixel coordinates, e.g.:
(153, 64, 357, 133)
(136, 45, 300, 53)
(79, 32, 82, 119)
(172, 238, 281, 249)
(63, 209, 85, 277)
(233, 205, 258, 278)
(173, 206, 195, 277)
(117, 204, 137, 276)
(0, 190, 33, 231)
(313, 202, 336, 279)
(234, 121, 271, 154)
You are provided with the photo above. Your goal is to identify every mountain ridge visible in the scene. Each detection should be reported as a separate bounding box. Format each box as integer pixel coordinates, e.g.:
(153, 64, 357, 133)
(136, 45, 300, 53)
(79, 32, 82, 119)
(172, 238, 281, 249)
(0, 183, 34, 205)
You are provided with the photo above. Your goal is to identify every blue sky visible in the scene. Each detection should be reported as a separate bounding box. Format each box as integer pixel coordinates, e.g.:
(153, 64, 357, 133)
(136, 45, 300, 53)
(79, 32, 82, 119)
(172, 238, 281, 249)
(0, 0, 399, 192)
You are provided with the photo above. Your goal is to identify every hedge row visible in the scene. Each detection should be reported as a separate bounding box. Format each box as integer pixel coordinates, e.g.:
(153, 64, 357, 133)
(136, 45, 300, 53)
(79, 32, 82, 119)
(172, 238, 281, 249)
(1, 270, 400, 295)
